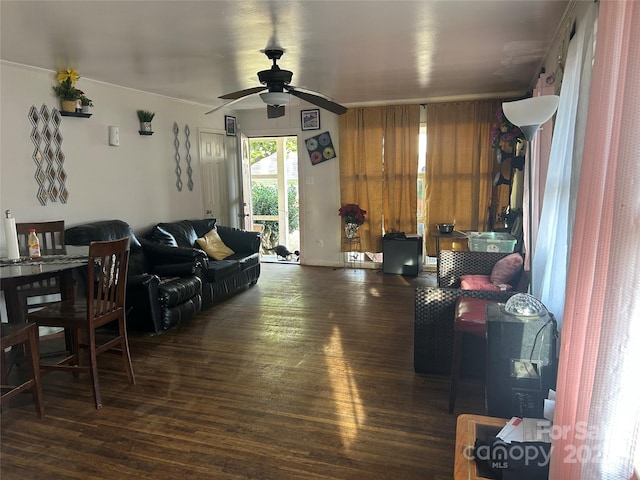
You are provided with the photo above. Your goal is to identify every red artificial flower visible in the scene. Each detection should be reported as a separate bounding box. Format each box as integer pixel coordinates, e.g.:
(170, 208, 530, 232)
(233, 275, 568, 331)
(338, 204, 367, 225)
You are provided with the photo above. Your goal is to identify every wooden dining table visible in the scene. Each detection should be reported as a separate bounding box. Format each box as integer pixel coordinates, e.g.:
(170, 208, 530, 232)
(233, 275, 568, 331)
(0, 246, 89, 324)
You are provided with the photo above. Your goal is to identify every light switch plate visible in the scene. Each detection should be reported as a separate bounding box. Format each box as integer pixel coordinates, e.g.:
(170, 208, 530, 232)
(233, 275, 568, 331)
(108, 126, 119, 146)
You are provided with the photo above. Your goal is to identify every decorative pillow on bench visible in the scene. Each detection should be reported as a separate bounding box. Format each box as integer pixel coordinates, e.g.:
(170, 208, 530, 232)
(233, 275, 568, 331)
(490, 253, 523, 284)
(460, 253, 523, 291)
(460, 275, 512, 291)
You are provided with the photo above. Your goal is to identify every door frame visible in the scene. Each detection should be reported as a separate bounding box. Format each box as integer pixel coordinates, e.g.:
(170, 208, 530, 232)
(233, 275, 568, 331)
(247, 135, 300, 254)
(198, 127, 230, 225)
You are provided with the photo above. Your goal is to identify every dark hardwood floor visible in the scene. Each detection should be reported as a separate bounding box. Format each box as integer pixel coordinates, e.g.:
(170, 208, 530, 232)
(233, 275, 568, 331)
(1, 263, 484, 479)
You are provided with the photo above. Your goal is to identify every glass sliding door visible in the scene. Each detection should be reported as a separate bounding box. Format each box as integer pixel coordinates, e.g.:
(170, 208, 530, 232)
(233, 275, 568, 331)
(249, 136, 299, 262)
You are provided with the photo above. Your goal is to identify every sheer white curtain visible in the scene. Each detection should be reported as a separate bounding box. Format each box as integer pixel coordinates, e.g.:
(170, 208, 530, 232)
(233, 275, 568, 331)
(549, 0, 640, 477)
(531, 3, 596, 325)
(529, 76, 555, 267)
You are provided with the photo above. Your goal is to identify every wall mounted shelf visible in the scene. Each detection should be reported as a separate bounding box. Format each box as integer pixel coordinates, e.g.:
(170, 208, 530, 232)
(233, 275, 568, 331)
(60, 111, 92, 118)
(139, 131, 154, 136)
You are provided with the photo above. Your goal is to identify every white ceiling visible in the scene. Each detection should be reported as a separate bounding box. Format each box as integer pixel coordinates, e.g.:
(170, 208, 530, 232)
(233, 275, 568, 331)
(0, 0, 570, 112)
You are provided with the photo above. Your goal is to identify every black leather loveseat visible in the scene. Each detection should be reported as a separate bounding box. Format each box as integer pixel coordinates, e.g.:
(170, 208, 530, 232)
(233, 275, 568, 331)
(65, 220, 203, 333)
(143, 219, 261, 309)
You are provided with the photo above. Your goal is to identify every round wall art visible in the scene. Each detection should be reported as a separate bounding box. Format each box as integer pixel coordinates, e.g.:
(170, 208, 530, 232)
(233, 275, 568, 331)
(305, 131, 336, 166)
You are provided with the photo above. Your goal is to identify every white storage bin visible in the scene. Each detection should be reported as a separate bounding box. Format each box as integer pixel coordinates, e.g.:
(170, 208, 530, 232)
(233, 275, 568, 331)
(466, 232, 517, 253)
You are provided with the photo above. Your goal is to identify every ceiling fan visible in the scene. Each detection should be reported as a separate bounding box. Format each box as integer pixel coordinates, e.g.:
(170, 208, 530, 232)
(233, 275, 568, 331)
(206, 48, 348, 118)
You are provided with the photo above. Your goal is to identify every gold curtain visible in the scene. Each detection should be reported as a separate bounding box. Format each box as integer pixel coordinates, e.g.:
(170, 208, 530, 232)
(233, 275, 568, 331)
(383, 105, 420, 234)
(425, 100, 501, 255)
(339, 105, 419, 252)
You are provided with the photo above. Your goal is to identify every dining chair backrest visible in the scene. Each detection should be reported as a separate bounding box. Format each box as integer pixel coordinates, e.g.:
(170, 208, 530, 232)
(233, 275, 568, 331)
(86, 237, 130, 326)
(16, 221, 66, 256)
(15, 221, 67, 319)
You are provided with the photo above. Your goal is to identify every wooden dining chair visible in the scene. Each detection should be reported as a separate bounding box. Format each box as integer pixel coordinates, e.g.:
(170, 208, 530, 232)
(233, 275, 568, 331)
(1, 322, 45, 418)
(15, 221, 66, 257)
(15, 221, 66, 317)
(28, 237, 135, 409)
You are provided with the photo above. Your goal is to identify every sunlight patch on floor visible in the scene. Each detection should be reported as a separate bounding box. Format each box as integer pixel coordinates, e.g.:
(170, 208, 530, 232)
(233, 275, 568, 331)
(323, 326, 366, 451)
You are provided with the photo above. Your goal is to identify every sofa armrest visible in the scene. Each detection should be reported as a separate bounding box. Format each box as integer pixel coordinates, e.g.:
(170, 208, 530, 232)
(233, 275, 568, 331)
(414, 286, 517, 374)
(124, 273, 164, 333)
(152, 262, 199, 277)
(140, 238, 207, 265)
(216, 226, 260, 253)
(126, 273, 157, 288)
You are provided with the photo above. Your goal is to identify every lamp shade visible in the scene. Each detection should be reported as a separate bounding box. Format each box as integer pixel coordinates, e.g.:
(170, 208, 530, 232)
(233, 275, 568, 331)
(502, 96, 559, 140)
(260, 92, 290, 106)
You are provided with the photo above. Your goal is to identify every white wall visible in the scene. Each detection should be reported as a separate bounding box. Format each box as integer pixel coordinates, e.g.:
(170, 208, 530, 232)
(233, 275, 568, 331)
(1, 62, 345, 267)
(237, 106, 344, 267)
(1, 61, 224, 246)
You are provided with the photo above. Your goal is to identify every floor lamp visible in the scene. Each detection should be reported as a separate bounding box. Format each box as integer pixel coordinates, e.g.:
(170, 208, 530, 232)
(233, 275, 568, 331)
(502, 96, 559, 293)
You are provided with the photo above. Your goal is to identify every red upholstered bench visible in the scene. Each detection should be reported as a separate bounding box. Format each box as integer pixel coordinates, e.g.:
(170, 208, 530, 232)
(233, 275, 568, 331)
(448, 297, 497, 413)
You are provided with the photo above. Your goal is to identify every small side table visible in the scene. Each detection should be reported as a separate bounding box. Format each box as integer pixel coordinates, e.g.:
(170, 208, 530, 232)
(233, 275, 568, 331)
(431, 229, 468, 273)
(343, 236, 361, 269)
(454, 414, 508, 480)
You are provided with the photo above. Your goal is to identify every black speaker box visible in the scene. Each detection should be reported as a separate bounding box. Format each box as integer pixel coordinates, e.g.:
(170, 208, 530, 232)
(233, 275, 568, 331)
(486, 303, 558, 418)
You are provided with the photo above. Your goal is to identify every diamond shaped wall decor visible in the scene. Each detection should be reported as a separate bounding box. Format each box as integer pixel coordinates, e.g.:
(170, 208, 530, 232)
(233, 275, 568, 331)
(28, 105, 68, 205)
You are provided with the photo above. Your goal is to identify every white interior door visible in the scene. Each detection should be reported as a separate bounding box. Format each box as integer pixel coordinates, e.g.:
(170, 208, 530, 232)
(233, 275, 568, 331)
(239, 133, 252, 231)
(199, 131, 229, 225)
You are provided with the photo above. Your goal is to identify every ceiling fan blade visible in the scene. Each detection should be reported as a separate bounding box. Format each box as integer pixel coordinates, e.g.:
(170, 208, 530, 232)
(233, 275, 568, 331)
(204, 96, 248, 115)
(287, 88, 347, 115)
(219, 86, 267, 100)
(267, 105, 286, 119)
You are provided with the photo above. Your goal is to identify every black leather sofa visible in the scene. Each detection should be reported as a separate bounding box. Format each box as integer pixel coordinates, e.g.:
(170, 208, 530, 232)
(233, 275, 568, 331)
(143, 219, 261, 309)
(65, 220, 203, 333)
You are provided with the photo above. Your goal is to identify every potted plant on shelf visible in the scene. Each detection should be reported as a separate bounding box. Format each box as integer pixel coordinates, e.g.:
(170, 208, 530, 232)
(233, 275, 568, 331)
(52, 69, 81, 113)
(137, 110, 155, 133)
(79, 92, 94, 113)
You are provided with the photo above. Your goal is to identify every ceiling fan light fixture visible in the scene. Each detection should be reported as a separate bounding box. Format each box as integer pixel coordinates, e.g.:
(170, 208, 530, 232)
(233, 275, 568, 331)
(260, 92, 290, 106)
(213, 48, 346, 116)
